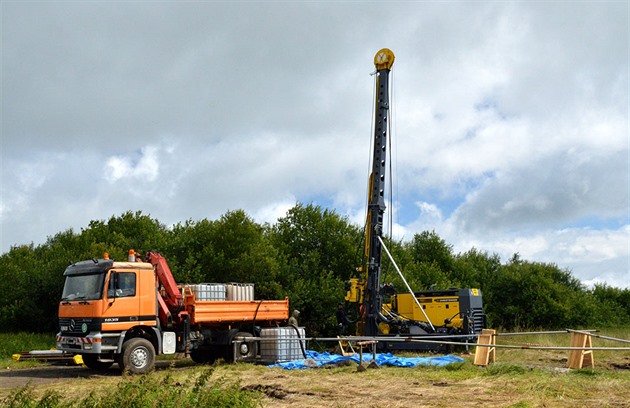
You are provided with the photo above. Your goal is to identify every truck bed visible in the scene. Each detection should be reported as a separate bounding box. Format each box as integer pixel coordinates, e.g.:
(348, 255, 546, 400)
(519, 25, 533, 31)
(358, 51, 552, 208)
(186, 297, 289, 325)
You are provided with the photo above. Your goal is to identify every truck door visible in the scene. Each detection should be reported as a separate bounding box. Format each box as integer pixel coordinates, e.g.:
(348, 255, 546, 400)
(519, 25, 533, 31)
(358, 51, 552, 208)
(103, 271, 141, 330)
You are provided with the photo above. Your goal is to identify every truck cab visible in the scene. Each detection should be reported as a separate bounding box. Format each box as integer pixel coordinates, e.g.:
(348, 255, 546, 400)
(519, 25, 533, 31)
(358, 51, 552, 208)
(56, 257, 175, 373)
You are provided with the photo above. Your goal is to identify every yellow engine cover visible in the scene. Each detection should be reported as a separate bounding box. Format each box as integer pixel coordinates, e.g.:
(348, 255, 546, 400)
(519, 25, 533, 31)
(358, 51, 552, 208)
(395, 293, 463, 328)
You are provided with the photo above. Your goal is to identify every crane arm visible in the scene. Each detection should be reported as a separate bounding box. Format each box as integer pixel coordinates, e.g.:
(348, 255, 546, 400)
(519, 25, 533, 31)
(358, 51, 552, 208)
(145, 251, 184, 327)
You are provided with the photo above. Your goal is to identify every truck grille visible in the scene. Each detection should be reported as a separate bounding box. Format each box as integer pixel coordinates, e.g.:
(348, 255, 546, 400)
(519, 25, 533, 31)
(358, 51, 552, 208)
(58, 317, 100, 335)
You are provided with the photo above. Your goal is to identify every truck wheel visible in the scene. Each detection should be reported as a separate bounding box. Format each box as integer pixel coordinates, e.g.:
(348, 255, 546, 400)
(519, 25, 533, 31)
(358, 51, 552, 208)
(118, 338, 155, 374)
(233, 331, 258, 362)
(82, 354, 114, 370)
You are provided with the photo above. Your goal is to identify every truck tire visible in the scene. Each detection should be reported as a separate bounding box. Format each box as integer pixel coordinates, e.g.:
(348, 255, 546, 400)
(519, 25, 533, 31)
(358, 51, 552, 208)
(82, 354, 114, 371)
(118, 338, 155, 374)
(234, 331, 258, 362)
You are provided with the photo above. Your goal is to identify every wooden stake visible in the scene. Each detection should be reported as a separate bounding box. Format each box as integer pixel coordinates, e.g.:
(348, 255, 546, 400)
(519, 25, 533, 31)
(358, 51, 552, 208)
(336, 336, 355, 356)
(473, 329, 496, 366)
(568, 332, 594, 369)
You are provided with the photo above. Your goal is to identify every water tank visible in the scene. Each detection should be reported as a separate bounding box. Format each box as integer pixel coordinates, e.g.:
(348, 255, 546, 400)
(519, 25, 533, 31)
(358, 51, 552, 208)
(260, 327, 307, 362)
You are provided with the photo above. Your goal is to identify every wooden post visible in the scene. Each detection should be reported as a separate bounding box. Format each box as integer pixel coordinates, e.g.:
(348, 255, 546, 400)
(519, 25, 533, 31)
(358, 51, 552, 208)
(336, 336, 355, 356)
(568, 332, 594, 369)
(473, 329, 496, 366)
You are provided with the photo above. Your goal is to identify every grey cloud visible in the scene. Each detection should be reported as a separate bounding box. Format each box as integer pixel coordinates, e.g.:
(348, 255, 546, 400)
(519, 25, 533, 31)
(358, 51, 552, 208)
(2, 2, 391, 156)
(1, 2, 627, 287)
(452, 149, 629, 232)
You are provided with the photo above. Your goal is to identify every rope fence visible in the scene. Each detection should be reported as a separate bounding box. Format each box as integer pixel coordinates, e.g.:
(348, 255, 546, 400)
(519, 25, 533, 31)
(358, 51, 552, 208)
(236, 328, 630, 370)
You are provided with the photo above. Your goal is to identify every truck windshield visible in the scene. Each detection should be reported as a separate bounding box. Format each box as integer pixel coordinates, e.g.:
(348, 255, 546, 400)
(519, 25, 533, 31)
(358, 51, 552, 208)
(61, 273, 105, 301)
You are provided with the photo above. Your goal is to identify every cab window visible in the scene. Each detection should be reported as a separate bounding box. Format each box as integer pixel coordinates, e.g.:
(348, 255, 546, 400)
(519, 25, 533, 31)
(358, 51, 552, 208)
(108, 272, 136, 298)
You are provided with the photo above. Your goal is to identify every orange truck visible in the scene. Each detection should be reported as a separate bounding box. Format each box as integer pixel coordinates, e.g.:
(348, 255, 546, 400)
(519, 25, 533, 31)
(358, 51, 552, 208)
(56, 250, 289, 373)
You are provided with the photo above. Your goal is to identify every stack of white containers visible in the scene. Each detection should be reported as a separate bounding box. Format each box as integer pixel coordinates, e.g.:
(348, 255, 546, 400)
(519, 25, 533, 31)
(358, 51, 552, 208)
(184, 283, 255, 301)
(226, 283, 254, 301)
(260, 327, 307, 362)
(186, 284, 226, 301)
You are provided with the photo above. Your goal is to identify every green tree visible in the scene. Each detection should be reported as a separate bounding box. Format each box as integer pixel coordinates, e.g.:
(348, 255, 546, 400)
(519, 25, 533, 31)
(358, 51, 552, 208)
(164, 211, 284, 299)
(163, 218, 216, 283)
(2, 209, 627, 335)
(209, 210, 283, 299)
(452, 248, 502, 288)
(270, 203, 361, 281)
(82, 211, 168, 259)
(591, 284, 630, 326)
(408, 231, 454, 273)
(0, 244, 43, 332)
(0, 228, 99, 332)
(484, 260, 593, 329)
(397, 231, 456, 290)
(269, 203, 361, 334)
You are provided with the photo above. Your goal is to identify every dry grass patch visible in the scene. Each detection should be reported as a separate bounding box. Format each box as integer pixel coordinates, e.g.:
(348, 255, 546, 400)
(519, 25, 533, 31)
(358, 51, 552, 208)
(1, 329, 629, 407)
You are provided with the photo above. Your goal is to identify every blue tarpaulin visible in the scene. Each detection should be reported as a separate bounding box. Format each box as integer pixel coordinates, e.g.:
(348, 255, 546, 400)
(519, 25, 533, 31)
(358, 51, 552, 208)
(267, 350, 465, 370)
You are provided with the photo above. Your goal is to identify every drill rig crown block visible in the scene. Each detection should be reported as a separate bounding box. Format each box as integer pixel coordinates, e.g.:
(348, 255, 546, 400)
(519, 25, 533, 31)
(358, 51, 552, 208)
(374, 48, 395, 70)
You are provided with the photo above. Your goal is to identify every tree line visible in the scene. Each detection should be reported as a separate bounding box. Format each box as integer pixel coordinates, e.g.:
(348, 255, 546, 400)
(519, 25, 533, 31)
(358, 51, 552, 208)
(1, 205, 628, 335)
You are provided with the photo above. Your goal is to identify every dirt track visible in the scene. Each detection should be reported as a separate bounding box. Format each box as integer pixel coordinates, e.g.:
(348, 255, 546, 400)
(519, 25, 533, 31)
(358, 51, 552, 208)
(0, 361, 174, 391)
(0, 365, 101, 390)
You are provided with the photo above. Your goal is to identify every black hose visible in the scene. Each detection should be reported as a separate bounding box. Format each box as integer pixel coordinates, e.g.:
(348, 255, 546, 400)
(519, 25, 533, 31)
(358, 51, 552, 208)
(251, 299, 263, 334)
(289, 324, 308, 359)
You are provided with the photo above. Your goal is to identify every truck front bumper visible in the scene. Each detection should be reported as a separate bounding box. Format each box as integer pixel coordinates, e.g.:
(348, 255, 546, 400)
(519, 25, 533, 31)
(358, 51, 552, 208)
(56, 332, 108, 354)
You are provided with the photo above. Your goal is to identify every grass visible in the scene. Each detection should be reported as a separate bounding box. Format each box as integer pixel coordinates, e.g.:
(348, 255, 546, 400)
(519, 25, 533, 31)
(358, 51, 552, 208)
(0, 332, 56, 369)
(1, 367, 263, 407)
(3, 357, 629, 407)
(492, 327, 630, 369)
(0, 332, 56, 359)
(1, 328, 629, 407)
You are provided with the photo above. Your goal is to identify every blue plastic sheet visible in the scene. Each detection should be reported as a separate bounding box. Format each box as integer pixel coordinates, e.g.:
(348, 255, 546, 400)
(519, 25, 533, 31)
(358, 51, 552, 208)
(267, 350, 464, 370)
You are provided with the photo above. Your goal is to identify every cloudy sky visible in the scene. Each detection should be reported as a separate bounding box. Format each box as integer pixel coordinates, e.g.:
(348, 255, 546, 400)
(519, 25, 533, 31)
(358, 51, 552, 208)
(2, 1, 628, 288)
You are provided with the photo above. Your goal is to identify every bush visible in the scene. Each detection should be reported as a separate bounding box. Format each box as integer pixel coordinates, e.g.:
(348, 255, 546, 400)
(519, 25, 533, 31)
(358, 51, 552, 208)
(1, 368, 263, 408)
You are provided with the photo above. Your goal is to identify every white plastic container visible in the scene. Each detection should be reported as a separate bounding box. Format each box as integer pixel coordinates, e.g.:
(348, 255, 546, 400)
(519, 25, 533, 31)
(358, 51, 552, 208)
(193, 283, 226, 301)
(244, 283, 254, 300)
(226, 283, 255, 301)
(260, 327, 307, 362)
